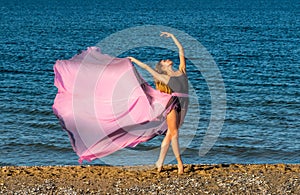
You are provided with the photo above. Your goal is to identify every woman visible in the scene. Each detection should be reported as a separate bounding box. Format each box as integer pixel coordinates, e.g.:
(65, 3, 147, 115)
(128, 32, 188, 174)
(53, 32, 188, 174)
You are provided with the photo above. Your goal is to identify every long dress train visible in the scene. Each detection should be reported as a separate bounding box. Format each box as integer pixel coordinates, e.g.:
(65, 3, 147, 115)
(53, 47, 179, 163)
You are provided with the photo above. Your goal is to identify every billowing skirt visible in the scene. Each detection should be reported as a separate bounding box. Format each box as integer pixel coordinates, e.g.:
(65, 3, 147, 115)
(52, 47, 186, 163)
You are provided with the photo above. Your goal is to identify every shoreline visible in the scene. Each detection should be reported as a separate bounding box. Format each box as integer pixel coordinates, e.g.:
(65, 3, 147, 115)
(1, 164, 299, 194)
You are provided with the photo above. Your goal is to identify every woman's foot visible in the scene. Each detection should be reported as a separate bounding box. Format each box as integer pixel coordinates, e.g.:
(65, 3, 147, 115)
(177, 162, 184, 174)
(155, 161, 163, 172)
(176, 157, 184, 174)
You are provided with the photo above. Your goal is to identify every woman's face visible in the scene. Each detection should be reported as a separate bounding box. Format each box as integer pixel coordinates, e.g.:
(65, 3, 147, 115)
(160, 59, 173, 70)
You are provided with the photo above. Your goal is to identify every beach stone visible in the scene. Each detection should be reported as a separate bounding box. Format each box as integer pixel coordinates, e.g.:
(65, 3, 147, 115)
(0, 165, 299, 194)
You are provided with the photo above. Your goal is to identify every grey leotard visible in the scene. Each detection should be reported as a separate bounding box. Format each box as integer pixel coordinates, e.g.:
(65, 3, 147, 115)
(167, 74, 189, 127)
(167, 74, 188, 95)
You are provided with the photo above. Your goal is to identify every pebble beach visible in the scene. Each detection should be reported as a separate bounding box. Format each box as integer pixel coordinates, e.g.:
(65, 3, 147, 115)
(1, 164, 299, 194)
(1, 1, 299, 194)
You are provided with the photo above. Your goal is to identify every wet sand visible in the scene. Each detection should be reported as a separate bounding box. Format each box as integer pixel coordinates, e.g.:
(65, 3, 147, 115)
(1, 164, 299, 194)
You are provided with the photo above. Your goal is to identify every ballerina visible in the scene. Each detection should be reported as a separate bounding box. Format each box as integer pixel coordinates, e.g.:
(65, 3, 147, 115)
(53, 32, 188, 175)
(128, 32, 188, 174)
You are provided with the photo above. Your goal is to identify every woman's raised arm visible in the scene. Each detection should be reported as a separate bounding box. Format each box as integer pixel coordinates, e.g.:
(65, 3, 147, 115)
(160, 32, 186, 74)
(127, 57, 170, 84)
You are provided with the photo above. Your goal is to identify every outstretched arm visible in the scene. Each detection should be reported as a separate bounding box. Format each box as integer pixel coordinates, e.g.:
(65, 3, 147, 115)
(161, 32, 186, 74)
(127, 57, 170, 84)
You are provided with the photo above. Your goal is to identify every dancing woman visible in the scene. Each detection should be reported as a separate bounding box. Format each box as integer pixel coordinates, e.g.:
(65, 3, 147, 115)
(128, 32, 188, 174)
(53, 31, 188, 174)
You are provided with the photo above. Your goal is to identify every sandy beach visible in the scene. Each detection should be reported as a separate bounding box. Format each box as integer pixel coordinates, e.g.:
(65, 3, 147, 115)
(0, 164, 299, 194)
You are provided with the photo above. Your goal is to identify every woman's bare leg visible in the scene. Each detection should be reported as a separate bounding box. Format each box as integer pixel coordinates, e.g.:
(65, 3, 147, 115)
(156, 130, 171, 172)
(171, 136, 183, 174)
(167, 109, 183, 174)
(156, 109, 183, 174)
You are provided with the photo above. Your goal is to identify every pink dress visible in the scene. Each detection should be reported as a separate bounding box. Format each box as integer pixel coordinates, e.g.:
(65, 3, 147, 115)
(53, 47, 178, 163)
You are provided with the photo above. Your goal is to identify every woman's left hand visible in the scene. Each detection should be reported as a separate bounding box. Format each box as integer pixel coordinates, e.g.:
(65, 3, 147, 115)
(160, 32, 174, 38)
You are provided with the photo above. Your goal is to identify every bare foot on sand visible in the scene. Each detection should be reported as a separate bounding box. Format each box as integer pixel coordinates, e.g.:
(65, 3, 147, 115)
(177, 159, 184, 174)
(155, 161, 163, 172)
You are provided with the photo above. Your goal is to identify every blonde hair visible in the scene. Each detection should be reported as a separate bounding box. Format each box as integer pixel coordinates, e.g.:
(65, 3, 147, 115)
(155, 81, 172, 94)
(155, 60, 172, 94)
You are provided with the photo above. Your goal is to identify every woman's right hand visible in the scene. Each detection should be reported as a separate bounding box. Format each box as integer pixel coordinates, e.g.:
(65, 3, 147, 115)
(127, 56, 139, 64)
(127, 56, 134, 62)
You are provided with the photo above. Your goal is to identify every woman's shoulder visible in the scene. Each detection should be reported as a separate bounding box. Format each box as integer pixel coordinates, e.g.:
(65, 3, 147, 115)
(170, 70, 186, 77)
(168, 72, 187, 83)
(171, 71, 187, 78)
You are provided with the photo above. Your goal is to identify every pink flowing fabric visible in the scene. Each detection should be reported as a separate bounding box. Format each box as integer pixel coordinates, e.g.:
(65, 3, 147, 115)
(52, 47, 173, 163)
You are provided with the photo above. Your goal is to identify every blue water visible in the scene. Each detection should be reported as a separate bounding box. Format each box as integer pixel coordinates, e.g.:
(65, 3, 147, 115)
(1, 0, 299, 166)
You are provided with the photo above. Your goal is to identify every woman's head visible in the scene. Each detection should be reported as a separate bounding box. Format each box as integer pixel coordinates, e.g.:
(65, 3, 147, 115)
(155, 59, 173, 74)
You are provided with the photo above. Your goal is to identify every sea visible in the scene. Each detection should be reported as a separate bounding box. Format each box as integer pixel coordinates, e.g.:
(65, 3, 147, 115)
(0, 0, 299, 166)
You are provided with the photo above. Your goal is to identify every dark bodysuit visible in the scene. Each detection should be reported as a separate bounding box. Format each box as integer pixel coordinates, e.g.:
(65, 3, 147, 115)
(168, 74, 189, 95)
(167, 74, 189, 127)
